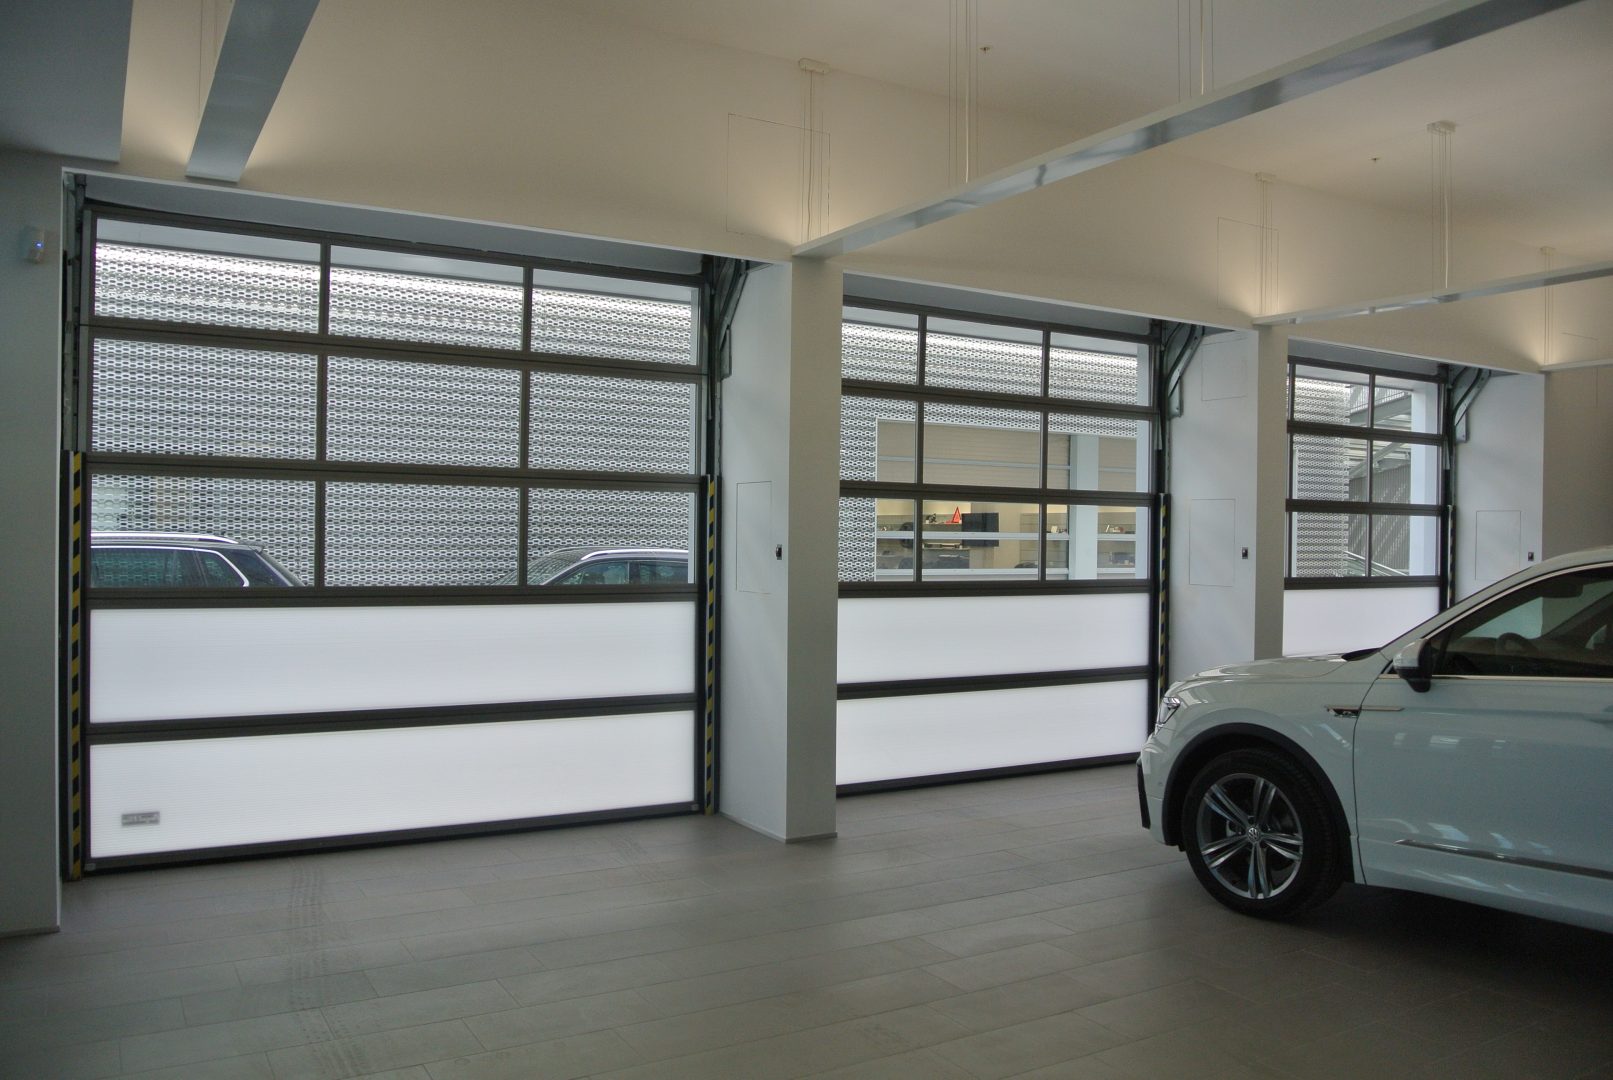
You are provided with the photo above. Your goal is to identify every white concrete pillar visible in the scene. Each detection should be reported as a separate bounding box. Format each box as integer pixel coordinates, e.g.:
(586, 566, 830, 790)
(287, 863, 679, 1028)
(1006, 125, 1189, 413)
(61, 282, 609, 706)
(0, 151, 64, 935)
(1252, 325, 1290, 659)
(718, 259, 841, 841)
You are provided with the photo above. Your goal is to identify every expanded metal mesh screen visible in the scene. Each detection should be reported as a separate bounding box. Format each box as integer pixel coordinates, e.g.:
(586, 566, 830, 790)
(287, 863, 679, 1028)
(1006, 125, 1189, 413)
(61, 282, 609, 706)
(841, 322, 919, 383)
(925, 332, 1042, 397)
(840, 396, 916, 482)
(91, 339, 318, 460)
(529, 371, 697, 474)
(1048, 346, 1141, 405)
(94, 243, 320, 334)
(838, 497, 879, 582)
(527, 488, 695, 560)
(328, 267, 523, 350)
(90, 473, 317, 584)
(326, 356, 522, 469)
(325, 482, 519, 587)
(530, 288, 696, 365)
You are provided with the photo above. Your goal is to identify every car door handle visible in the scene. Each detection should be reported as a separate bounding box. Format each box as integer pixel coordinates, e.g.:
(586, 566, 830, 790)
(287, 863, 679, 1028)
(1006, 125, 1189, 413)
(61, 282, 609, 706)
(1325, 704, 1403, 717)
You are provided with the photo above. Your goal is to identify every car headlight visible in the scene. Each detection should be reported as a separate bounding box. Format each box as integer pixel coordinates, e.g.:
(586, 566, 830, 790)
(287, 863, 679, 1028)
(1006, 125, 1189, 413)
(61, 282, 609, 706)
(1157, 694, 1183, 727)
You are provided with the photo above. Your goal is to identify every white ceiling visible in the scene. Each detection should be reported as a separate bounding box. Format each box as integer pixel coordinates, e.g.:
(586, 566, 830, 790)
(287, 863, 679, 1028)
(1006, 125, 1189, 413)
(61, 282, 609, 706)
(547, 0, 1446, 136)
(548, 0, 1612, 260)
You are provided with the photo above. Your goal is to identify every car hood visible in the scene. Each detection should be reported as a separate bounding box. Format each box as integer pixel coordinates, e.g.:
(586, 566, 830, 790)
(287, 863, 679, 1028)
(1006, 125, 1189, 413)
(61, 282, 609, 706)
(1186, 653, 1364, 682)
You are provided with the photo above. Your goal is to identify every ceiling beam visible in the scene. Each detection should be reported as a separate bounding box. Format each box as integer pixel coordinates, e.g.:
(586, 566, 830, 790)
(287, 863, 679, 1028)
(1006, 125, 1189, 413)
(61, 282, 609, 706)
(1254, 259, 1613, 327)
(186, 0, 320, 183)
(795, 0, 1580, 260)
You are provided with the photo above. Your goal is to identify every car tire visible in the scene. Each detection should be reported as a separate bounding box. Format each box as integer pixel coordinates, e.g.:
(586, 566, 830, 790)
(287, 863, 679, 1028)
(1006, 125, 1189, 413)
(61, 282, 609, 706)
(1180, 748, 1344, 919)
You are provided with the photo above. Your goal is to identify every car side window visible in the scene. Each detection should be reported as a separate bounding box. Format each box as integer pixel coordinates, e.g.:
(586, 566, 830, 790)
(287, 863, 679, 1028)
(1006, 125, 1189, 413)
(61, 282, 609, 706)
(552, 560, 630, 586)
(1432, 567, 1613, 679)
(92, 548, 190, 587)
(633, 560, 688, 584)
(195, 551, 247, 587)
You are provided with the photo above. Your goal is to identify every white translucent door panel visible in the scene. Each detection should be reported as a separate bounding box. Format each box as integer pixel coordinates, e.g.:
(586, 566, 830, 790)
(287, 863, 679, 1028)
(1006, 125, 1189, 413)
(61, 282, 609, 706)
(837, 680, 1149, 785)
(1282, 587, 1440, 656)
(90, 711, 696, 858)
(90, 603, 694, 722)
(837, 593, 1150, 683)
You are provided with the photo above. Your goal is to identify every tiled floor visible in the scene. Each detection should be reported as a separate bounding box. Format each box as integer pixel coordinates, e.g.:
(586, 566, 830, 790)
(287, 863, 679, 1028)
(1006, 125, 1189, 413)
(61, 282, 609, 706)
(3, 765, 1612, 1079)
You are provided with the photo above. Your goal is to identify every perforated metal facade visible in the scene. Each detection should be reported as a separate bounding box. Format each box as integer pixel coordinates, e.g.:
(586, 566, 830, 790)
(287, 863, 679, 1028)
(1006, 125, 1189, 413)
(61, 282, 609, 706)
(529, 372, 697, 474)
(94, 243, 321, 334)
(530, 288, 696, 366)
(328, 267, 524, 351)
(326, 356, 522, 469)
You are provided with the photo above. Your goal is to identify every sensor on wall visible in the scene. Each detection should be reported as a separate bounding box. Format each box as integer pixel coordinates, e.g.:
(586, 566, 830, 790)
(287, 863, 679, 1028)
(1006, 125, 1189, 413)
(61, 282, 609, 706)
(23, 228, 47, 264)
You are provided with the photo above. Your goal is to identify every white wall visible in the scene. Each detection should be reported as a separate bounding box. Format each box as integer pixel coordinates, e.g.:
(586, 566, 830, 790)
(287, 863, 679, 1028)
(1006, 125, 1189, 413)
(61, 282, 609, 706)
(1542, 365, 1613, 556)
(1169, 331, 1255, 681)
(1453, 372, 1545, 600)
(0, 150, 63, 934)
(718, 262, 839, 841)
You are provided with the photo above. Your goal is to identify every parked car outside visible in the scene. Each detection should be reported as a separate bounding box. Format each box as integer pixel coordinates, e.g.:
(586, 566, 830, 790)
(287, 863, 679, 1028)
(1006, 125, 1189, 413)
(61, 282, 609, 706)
(1139, 546, 1613, 932)
(525, 547, 691, 586)
(90, 532, 303, 587)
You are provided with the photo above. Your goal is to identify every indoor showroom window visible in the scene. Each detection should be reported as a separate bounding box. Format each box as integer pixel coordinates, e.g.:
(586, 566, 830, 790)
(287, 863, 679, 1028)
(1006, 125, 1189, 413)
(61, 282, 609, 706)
(1282, 361, 1446, 657)
(835, 303, 1157, 789)
(77, 211, 707, 866)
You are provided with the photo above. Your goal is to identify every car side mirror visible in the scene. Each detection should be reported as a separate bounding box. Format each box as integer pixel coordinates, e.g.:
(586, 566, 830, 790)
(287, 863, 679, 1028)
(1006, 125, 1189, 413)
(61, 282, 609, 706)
(1393, 638, 1434, 693)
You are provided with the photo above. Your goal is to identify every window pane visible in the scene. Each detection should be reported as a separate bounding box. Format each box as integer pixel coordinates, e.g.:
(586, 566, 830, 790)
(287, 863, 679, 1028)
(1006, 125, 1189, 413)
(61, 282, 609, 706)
(93, 221, 320, 333)
(922, 402, 1041, 488)
(1371, 514, 1439, 576)
(840, 396, 916, 483)
(530, 269, 696, 366)
(1289, 511, 1368, 578)
(91, 339, 317, 460)
(1048, 505, 1147, 580)
(91, 473, 315, 585)
(1049, 333, 1144, 405)
(329, 248, 523, 349)
(327, 356, 521, 468)
(1047, 414, 1147, 492)
(841, 308, 919, 383)
(925, 319, 1042, 396)
(1292, 434, 1368, 501)
(1371, 441, 1440, 505)
(1435, 569, 1613, 678)
(838, 497, 915, 583)
(527, 488, 695, 585)
(1373, 375, 1440, 433)
(325, 482, 518, 587)
(921, 500, 1039, 581)
(1292, 366, 1369, 426)
(528, 371, 697, 474)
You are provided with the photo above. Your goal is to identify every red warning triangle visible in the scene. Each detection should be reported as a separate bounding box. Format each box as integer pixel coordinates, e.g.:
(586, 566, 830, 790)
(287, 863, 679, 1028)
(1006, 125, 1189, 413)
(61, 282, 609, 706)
(949, 506, 963, 524)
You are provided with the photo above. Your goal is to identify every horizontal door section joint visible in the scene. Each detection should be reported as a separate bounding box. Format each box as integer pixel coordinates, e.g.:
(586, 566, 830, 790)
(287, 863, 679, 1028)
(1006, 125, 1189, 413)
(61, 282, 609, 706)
(1283, 575, 1442, 590)
(83, 800, 700, 875)
(837, 753, 1141, 797)
(844, 295, 1153, 345)
(87, 203, 707, 288)
(85, 323, 705, 382)
(1286, 498, 1442, 516)
(841, 480, 1154, 507)
(87, 586, 699, 608)
(1287, 420, 1443, 445)
(85, 455, 703, 491)
(87, 692, 700, 743)
(840, 580, 1151, 598)
(841, 379, 1154, 421)
(839, 666, 1150, 699)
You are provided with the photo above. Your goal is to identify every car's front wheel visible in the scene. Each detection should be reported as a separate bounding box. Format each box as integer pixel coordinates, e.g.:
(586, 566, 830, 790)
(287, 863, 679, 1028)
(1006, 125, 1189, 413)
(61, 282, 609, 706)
(1180, 748, 1343, 919)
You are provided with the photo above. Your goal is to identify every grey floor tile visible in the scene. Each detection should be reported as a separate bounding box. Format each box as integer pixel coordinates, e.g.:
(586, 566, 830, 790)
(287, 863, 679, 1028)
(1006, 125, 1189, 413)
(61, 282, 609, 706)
(321, 980, 519, 1039)
(929, 1011, 1125, 1080)
(928, 972, 1115, 1032)
(267, 1019, 483, 1080)
(0, 996, 184, 1051)
(0, 1036, 123, 1080)
(1076, 977, 1245, 1040)
(118, 1008, 331, 1072)
(926, 941, 1085, 992)
(463, 988, 661, 1050)
(921, 914, 1078, 958)
(364, 946, 546, 998)
(802, 1048, 979, 1079)
(237, 941, 414, 986)
(423, 1029, 643, 1080)
(182, 971, 380, 1025)
(496, 954, 678, 1007)
(119, 1053, 278, 1080)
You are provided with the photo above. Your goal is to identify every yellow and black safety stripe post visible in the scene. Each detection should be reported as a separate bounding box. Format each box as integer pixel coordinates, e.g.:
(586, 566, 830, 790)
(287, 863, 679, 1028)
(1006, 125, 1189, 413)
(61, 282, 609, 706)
(702, 486, 717, 813)
(1156, 493, 1170, 712)
(67, 452, 85, 880)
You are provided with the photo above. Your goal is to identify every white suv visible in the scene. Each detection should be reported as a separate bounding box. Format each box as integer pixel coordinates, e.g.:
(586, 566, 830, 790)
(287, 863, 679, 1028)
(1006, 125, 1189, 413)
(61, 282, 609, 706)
(1140, 546, 1613, 931)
